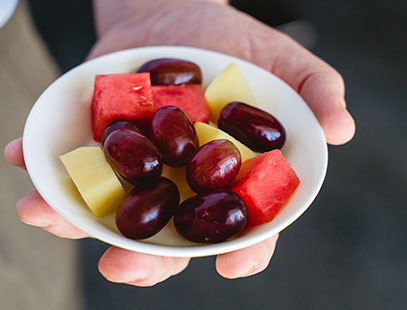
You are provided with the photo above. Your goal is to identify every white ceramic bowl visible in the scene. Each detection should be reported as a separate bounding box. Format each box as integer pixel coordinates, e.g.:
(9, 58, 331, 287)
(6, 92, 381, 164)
(23, 46, 328, 257)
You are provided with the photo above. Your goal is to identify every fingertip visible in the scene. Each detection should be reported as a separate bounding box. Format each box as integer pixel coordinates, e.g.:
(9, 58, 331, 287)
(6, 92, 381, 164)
(16, 191, 49, 227)
(215, 246, 259, 279)
(16, 191, 88, 239)
(216, 252, 266, 280)
(99, 247, 190, 286)
(98, 247, 152, 284)
(216, 257, 249, 279)
(216, 235, 278, 279)
(323, 105, 356, 145)
(98, 247, 129, 283)
(300, 74, 356, 146)
(4, 138, 25, 168)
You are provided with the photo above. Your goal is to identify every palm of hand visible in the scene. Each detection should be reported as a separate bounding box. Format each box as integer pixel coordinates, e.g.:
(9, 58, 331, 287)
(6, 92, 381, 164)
(91, 2, 354, 144)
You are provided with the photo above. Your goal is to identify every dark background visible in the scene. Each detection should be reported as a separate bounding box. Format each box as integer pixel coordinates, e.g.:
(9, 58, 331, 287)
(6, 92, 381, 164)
(27, 0, 407, 309)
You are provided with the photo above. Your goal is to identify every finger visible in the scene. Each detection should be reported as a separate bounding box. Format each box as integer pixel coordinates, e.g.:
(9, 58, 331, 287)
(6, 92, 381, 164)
(99, 247, 190, 287)
(4, 137, 25, 169)
(216, 234, 278, 279)
(266, 31, 355, 145)
(16, 191, 89, 239)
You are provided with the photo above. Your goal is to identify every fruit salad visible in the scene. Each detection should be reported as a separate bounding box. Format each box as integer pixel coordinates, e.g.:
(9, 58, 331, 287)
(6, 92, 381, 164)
(60, 58, 299, 243)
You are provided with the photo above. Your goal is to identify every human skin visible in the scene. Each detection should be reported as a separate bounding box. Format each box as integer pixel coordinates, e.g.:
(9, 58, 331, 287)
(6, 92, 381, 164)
(4, 0, 355, 286)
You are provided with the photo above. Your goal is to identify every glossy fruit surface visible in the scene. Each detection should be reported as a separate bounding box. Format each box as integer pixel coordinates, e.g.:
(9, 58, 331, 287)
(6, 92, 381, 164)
(174, 190, 247, 243)
(101, 120, 141, 144)
(103, 129, 162, 183)
(137, 58, 202, 85)
(116, 177, 180, 240)
(186, 139, 241, 193)
(149, 106, 198, 167)
(218, 102, 286, 152)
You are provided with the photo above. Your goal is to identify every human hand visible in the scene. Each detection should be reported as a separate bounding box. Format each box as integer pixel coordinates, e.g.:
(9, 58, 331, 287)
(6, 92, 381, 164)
(91, 0, 355, 145)
(5, 0, 354, 286)
(4, 138, 279, 285)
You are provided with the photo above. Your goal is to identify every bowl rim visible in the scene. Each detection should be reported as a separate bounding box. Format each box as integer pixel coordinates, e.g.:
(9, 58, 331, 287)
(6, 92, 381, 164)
(23, 45, 328, 257)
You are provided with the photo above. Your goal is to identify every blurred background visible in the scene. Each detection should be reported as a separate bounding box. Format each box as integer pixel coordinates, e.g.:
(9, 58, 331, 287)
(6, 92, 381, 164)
(1, 0, 406, 309)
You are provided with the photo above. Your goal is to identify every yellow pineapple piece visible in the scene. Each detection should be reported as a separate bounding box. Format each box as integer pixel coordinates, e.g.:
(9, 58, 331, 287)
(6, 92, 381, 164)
(194, 122, 256, 162)
(60, 146, 127, 217)
(205, 63, 257, 122)
(163, 165, 196, 202)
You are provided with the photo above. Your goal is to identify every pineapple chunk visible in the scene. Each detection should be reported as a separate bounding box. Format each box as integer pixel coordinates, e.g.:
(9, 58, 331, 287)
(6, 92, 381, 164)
(194, 122, 256, 162)
(205, 63, 257, 122)
(60, 146, 127, 217)
(162, 166, 196, 202)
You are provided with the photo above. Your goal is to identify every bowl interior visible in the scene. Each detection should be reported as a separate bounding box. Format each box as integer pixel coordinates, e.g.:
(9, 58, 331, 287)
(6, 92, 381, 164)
(23, 46, 327, 257)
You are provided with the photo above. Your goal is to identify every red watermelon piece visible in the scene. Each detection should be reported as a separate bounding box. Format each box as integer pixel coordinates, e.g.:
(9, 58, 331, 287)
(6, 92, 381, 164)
(152, 84, 209, 123)
(231, 150, 300, 227)
(91, 73, 154, 141)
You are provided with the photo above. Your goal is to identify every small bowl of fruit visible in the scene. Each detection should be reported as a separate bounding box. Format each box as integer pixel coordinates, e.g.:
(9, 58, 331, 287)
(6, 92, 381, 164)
(23, 46, 327, 257)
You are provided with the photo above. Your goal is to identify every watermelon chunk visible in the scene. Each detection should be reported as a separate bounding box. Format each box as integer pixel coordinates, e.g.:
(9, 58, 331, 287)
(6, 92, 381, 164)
(152, 84, 209, 123)
(91, 73, 154, 141)
(231, 150, 300, 226)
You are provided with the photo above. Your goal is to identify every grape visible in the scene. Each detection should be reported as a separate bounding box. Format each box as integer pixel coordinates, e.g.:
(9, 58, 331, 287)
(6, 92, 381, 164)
(101, 120, 141, 144)
(174, 190, 247, 243)
(186, 139, 241, 193)
(137, 58, 202, 85)
(103, 129, 162, 183)
(149, 106, 198, 167)
(116, 177, 180, 240)
(218, 102, 286, 152)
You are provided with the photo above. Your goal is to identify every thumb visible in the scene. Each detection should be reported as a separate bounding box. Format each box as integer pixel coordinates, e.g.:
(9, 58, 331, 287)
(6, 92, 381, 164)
(257, 30, 356, 145)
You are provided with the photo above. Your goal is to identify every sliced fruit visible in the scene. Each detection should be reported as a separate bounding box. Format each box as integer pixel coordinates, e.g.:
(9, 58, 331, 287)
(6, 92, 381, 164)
(60, 146, 127, 217)
(152, 84, 209, 123)
(230, 150, 300, 226)
(194, 122, 256, 162)
(91, 73, 154, 142)
(204, 63, 256, 122)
